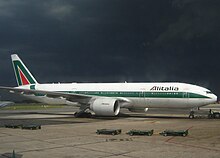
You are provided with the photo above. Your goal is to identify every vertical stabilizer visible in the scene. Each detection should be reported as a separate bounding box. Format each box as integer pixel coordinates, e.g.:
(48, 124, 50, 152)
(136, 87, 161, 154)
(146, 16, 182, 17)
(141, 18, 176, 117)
(11, 54, 38, 86)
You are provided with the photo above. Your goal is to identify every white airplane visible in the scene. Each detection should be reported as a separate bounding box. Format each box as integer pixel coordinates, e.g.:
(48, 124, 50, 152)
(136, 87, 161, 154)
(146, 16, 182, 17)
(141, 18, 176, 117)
(0, 54, 217, 118)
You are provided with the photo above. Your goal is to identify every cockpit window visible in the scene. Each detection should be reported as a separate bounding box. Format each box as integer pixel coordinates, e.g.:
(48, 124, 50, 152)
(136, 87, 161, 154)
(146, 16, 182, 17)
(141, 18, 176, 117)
(206, 91, 213, 94)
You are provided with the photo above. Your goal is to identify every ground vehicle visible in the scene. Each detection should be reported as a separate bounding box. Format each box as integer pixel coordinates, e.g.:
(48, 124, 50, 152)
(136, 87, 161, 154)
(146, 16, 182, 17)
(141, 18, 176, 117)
(126, 129, 154, 136)
(96, 129, 121, 135)
(160, 129, 188, 137)
(4, 124, 41, 130)
(208, 110, 220, 119)
(21, 125, 41, 130)
(5, 124, 22, 129)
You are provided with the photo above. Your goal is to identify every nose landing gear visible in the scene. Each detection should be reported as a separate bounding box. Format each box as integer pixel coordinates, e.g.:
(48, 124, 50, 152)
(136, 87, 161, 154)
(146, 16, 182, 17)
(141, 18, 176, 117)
(189, 111, 195, 119)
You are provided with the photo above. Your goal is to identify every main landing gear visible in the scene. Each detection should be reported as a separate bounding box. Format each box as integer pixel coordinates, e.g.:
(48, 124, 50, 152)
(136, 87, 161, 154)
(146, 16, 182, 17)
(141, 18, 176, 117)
(74, 107, 93, 118)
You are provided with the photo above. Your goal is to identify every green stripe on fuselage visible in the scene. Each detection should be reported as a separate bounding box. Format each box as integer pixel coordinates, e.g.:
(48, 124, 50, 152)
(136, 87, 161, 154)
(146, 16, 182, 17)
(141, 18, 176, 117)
(61, 91, 210, 99)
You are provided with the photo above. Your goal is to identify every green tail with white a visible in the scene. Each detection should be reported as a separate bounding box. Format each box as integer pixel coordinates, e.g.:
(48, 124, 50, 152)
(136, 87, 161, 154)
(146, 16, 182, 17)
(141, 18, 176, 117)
(11, 54, 38, 86)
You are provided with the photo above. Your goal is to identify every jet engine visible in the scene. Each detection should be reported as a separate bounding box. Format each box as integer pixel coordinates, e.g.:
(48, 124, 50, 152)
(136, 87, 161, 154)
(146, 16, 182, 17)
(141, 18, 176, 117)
(90, 98, 120, 116)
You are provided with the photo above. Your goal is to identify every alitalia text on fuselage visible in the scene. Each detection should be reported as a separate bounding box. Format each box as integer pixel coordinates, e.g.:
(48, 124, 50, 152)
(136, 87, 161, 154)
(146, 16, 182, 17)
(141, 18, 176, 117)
(150, 86, 179, 91)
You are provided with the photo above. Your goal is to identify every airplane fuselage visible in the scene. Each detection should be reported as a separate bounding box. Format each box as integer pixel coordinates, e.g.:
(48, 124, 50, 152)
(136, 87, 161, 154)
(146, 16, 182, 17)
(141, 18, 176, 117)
(20, 82, 217, 109)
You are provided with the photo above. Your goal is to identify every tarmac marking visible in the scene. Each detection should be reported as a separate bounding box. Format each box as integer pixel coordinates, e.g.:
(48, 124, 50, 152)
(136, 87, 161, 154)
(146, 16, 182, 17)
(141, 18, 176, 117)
(165, 136, 175, 142)
(17, 140, 106, 154)
(0, 131, 16, 137)
(187, 126, 194, 130)
(106, 138, 133, 142)
(162, 126, 220, 152)
(149, 121, 157, 124)
(100, 151, 138, 158)
(16, 138, 137, 158)
(167, 141, 220, 152)
(74, 146, 137, 158)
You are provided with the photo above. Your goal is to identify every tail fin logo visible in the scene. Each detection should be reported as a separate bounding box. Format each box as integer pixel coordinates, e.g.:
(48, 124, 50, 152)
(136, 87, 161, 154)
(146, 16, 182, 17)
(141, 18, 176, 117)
(11, 54, 38, 86)
(18, 67, 30, 85)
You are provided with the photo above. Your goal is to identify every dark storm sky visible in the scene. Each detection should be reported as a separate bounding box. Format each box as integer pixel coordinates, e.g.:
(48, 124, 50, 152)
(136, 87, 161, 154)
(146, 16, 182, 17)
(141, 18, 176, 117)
(1, 0, 220, 100)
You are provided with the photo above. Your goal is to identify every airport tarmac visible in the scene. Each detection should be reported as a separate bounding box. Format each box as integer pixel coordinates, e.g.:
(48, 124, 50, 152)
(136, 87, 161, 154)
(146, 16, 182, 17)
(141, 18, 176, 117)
(0, 105, 220, 158)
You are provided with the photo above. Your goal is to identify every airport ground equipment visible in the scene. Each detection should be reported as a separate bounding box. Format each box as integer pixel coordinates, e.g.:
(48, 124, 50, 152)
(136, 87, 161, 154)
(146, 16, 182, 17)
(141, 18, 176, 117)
(160, 129, 188, 137)
(96, 129, 121, 135)
(126, 129, 154, 136)
(208, 110, 220, 119)
(5, 124, 22, 129)
(21, 124, 41, 130)
(5, 124, 41, 130)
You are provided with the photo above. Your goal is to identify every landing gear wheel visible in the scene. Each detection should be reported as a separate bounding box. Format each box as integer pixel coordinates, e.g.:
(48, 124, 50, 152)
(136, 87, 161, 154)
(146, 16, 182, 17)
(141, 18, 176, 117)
(208, 114, 212, 119)
(189, 114, 194, 119)
(189, 111, 195, 119)
(214, 113, 220, 118)
(74, 111, 92, 118)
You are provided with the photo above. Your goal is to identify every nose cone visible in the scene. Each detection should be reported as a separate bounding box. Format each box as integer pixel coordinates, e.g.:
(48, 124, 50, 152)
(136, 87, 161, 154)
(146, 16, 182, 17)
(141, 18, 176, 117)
(211, 94, 218, 103)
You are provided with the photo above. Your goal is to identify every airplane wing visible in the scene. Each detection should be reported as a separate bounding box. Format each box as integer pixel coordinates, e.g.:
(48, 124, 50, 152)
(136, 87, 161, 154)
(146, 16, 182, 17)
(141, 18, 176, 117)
(0, 101, 14, 108)
(0, 86, 92, 104)
(0, 86, 130, 105)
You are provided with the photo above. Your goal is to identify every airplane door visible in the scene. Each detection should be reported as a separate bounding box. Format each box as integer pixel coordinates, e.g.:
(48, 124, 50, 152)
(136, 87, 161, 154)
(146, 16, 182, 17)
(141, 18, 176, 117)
(183, 92, 189, 98)
(182, 92, 189, 106)
(139, 88, 146, 106)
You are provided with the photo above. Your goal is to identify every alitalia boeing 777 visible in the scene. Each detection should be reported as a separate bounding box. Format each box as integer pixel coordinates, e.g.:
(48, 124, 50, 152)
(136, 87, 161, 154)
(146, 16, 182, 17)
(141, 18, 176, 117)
(0, 54, 217, 118)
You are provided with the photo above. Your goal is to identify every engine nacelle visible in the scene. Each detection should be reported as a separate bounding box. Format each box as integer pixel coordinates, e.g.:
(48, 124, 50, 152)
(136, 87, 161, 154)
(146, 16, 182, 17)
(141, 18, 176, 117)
(90, 98, 120, 116)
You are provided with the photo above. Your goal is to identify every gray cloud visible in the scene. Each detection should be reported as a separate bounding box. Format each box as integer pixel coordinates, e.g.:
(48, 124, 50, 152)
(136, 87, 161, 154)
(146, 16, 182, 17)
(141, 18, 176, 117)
(0, 0, 220, 100)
